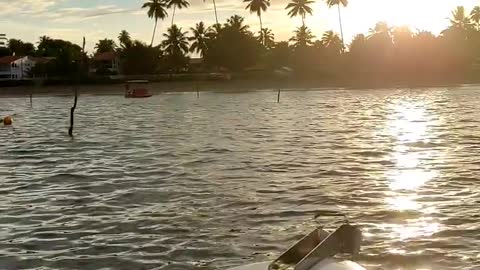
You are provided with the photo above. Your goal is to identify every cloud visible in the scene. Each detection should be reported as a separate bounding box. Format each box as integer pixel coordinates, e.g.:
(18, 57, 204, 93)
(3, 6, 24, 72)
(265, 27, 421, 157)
(83, 5, 136, 18)
(0, 0, 60, 15)
(132, 9, 145, 16)
(33, 5, 137, 23)
(0, 1, 138, 23)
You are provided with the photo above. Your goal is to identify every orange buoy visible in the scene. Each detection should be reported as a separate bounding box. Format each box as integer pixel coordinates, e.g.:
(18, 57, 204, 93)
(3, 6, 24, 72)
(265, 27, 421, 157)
(3, 116, 12, 126)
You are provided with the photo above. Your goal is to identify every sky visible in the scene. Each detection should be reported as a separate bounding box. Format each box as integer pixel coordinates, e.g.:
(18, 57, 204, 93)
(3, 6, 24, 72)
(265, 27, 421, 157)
(1, 0, 479, 53)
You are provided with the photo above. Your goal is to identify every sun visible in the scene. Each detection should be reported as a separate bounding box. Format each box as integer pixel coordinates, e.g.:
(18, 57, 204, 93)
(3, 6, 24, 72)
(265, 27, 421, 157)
(340, 0, 470, 37)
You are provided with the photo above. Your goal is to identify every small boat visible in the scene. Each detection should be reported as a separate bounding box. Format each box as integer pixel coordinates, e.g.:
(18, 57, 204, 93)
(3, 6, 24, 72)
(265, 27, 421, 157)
(125, 80, 152, 98)
(228, 222, 365, 270)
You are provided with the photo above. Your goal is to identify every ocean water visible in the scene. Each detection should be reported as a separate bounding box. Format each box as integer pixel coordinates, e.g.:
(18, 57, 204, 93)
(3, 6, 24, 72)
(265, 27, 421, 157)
(0, 87, 479, 270)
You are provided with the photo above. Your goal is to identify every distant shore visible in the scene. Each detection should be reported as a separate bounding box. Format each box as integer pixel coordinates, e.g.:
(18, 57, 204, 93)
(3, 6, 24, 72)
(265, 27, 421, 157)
(0, 78, 471, 97)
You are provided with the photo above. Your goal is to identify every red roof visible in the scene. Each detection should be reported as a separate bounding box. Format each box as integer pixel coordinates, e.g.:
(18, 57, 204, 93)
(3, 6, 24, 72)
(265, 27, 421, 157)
(0, 56, 23, 65)
(93, 52, 117, 61)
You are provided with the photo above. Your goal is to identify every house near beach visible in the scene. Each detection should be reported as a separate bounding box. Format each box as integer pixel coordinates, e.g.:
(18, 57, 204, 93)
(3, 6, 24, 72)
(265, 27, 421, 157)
(0, 56, 36, 80)
(90, 52, 120, 75)
(0, 56, 54, 80)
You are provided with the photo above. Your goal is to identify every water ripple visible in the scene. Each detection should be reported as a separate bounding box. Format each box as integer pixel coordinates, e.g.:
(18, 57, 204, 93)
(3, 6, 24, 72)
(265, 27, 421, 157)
(1, 88, 479, 269)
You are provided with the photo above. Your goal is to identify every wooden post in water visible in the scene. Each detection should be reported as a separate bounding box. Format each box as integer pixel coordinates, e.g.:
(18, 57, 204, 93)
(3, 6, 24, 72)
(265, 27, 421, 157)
(68, 37, 85, 137)
(277, 89, 281, 103)
(196, 84, 199, 99)
(68, 88, 78, 137)
(29, 92, 32, 107)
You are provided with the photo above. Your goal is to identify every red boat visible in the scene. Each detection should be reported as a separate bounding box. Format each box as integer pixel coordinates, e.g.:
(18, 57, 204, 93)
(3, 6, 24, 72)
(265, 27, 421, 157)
(125, 80, 153, 98)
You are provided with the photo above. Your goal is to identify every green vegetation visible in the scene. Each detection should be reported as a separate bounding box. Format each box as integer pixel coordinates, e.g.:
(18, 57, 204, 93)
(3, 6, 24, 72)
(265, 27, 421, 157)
(8, 39, 35, 56)
(286, 0, 314, 27)
(189, 22, 209, 57)
(31, 37, 87, 78)
(325, 0, 348, 50)
(6, 4, 480, 86)
(244, 0, 270, 46)
(161, 25, 189, 72)
(142, 0, 168, 46)
(167, 0, 189, 26)
(118, 30, 132, 49)
(95, 39, 117, 53)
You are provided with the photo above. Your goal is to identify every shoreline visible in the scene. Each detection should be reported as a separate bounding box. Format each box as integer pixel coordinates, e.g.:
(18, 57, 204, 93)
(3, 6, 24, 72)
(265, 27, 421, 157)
(0, 79, 472, 97)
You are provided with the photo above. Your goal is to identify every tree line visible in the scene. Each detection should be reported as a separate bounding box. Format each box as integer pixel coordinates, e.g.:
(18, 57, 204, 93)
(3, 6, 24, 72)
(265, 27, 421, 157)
(3, 2, 480, 84)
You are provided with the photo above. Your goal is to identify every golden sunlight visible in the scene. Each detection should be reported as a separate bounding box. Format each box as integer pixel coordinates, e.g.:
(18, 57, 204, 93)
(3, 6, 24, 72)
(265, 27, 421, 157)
(389, 218, 440, 240)
(385, 195, 419, 211)
(360, 0, 443, 29)
(385, 99, 440, 191)
(381, 97, 443, 246)
(387, 103, 428, 143)
(324, 0, 479, 41)
(388, 169, 436, 191)
(392, 150, 420, 168)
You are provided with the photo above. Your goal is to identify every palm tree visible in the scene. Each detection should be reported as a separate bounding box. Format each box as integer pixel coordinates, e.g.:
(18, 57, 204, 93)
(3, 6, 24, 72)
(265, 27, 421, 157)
(95, 39, 117, 54)
(325, 0, 348, 51)
(167, 0, 190, 26)
(162, 25, 189, 56)
(202, 0, 219, 25)
(8, 39, 24, 55)
(321, 30, 342, 53)
(207, 23, 222, 40)
(285, 0, 314, 27)
(367, 22, 393, 50)
(36, 36, 53, 56)
(118, 30, 132, 49)
(37, 35, 51, 45)
(244, 0, 270, 45)
(391, 26, 413, 45)
(142, 0, 168, 46)
(416, 30, 435, 39)
(258, 28, 275, 48)
(189, 22, 210, 57)
(349, 33, 366, 53)
(414, 31, 437, 50)
(226, 15, 249, 33)
(289, 25, 315, 48)
(470, 6, 480, 30)
(449, 6, 473, 31)
(368, 21, 391, 37)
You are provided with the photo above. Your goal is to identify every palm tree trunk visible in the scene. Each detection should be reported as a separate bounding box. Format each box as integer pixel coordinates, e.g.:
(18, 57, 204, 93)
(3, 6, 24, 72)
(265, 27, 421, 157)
(212, 0, 219, 25)
(259, 14, 264, 46)
(171, 5, 176, 26)
(302, 15, 305, 27)
(337, 4, 345, 52)
(151, 18, 158, 47)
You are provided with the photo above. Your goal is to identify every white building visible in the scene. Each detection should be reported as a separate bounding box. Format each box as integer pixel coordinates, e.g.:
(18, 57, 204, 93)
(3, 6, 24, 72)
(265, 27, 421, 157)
(0, 56, 36, 80)
(0, 34, 7, 48)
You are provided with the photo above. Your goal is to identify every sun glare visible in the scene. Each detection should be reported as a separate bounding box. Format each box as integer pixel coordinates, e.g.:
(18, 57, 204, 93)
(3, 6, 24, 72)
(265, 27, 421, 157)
(370, 1, 437, 29)
(387, 102, 429, 143)
(386, 195, 419, 211)
(379, 97, 445, 247)
(335, 0, 476, 40)
(388, 169, 437, 191)
(388, 218, 440, 240)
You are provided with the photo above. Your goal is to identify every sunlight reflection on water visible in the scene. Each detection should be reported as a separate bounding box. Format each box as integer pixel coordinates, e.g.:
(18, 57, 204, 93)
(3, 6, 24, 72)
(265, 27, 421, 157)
(388, 169, 437, 191)
(384, 98, 443, 259)
(0, 88, 478, 270)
